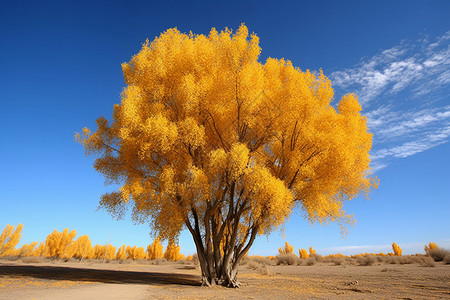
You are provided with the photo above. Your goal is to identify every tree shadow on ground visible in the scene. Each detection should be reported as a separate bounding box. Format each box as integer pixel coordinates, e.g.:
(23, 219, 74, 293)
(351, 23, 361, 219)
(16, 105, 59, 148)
(0, 264, 201, 286)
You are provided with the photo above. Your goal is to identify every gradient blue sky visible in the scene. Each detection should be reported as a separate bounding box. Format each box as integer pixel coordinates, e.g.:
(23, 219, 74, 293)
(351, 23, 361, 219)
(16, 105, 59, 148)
(1, 0, 449, 256)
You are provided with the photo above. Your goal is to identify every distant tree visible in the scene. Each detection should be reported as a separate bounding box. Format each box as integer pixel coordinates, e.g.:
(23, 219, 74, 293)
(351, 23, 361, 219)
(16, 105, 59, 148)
(76, 24, 377, 287)
(164, 238, 184, 261)
(45, 228, 76, 258)
(115, 244, 127, 260)
(147, 238, 164, 260)
(73, 235, 95, 260)
(392, 242, 402, 256)
(299, 248, 309, 259)
(278, 242, 294, 255)
(0, 224, 23, 256)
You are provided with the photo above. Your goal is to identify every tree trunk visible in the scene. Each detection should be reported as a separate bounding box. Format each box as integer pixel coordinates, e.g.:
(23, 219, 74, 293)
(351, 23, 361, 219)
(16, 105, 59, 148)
(187, 222, 259, 288)
(197, 248, 241, 287)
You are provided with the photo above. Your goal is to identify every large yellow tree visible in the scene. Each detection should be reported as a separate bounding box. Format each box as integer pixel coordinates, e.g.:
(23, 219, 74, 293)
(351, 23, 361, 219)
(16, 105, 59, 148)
(76, 24, 376, 287)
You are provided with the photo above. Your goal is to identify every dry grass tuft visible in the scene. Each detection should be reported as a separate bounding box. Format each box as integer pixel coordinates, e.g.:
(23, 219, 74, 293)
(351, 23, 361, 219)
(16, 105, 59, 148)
(276, 253, 298, 265)
(443, 255, 450, 264)
(305, 258, 317, 266)
(20, 256, 44, 263)
(426, 247, 450, 262)
(419, 256, 436, 267)
(357, 255, 376, 266)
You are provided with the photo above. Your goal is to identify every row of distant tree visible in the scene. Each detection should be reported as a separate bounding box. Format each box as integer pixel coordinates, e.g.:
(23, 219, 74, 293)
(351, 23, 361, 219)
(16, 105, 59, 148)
(0, 224, 443, 261)
(0, 224, 186, 261)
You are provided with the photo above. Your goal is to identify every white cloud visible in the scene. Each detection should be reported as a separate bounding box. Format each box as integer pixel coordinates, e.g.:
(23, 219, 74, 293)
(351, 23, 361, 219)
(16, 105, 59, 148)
(331, 31, 450, 105)
(331, 32, 450, 171)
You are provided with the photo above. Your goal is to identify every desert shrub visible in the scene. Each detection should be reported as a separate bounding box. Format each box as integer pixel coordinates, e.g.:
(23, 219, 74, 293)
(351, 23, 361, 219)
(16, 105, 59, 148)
(306, 258, 316, 266)
(259, 266, 270, 275)
(153, 257, 168, 265)
(276, 253, 297, 265)
(191, 253, 199, 265)
(0, 255, 19, 261)
(357, 255, 376, 266)
(247, 261, 262, 270)
(426, 247, 450, 262)
(375, 255, 384, 262)
(250, 255, 276, 266)
(443, 255, 450, 264)
(419, 256, 436, 267)
(21, 256, 44, 263)
(332, 257, 345, 265)
(424, 242, 438, 254)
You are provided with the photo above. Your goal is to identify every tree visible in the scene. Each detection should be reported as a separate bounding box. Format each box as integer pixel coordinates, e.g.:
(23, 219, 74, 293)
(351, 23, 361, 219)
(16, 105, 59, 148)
(45, 228, 76, 258)
(164, 238, 185, 261)
(0, 224, 23, 256)
(391, 242, 402, 256)
(299, 248, 309, 259)
(278, 242, 294, 255)
(147, 238, 164, 260)
(76, 24, 377, 287)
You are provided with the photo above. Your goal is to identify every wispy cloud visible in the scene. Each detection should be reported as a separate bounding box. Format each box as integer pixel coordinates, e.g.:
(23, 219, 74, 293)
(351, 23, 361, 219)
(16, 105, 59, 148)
(331, 31, 450, 171)
(332, 31, 450, 105)
(320, 242, 437, 255)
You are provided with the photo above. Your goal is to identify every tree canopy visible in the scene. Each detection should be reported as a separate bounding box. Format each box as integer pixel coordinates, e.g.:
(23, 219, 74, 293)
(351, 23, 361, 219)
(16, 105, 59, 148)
(76, 24, 377, 286)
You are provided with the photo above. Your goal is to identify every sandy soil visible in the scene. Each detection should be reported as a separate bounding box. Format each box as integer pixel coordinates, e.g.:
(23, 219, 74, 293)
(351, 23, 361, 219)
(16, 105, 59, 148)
(0, 259, 449, 299)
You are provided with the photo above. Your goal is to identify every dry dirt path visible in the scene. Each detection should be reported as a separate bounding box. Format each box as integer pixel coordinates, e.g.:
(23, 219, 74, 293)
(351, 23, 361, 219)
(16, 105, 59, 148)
(0, 260, 449, 299)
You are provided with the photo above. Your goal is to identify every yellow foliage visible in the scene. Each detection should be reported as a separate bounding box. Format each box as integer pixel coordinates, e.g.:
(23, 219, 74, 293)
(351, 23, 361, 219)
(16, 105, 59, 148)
(19, 242, 38, 257)
(147, 238, 164, 260)
(424, 242, 438, 254)
(164, 239, 185, 261)
(309, 246, 316, 256)
(0, 224, 23, 256)
(77, 24, 376, 244)
(126, 245, 147, 260)
(76, 25, 378, 284)
(392, 242, 402, 256)
(278, 242, 294, 255)
(323, 253, 348, 258)
(72, 235, 95, 260)
(299, 248, 309, 259)
(94, 244, 106, 259)
(186, 255, 193, 261)
(115, 244, 127, 260)
(32, 242, 46, 257)
(45, 228, 77, 258)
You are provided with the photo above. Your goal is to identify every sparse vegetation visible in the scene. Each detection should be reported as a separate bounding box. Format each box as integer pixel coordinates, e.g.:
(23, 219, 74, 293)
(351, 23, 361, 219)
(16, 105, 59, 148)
(2, 224, 449, 271)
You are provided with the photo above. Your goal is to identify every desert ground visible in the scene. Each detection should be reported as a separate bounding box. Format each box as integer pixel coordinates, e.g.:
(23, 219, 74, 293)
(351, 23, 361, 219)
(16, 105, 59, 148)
(0, 258, 449, 299)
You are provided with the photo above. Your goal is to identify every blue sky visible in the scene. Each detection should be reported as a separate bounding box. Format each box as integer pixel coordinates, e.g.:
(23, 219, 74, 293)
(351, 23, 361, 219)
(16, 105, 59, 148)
(1, 0, 449, 256)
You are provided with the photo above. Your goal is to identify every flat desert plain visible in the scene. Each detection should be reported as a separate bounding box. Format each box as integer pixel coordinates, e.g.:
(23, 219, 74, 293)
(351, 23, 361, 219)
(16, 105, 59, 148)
(0, 259, 449, 299)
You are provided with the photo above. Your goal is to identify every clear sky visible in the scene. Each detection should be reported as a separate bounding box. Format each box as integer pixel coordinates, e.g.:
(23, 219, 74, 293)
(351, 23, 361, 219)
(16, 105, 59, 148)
(1, 0, 449, 256)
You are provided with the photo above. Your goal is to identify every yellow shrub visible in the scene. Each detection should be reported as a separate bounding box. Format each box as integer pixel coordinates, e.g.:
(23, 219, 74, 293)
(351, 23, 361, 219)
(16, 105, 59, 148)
(309, 246, 316, 256)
